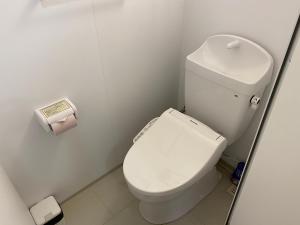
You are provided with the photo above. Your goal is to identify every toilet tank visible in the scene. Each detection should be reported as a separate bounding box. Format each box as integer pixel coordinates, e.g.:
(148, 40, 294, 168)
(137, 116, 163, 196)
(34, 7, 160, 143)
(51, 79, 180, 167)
(185, 35, 273, 145)
(0, 165, 35, 225)
(185, 69, 259, 145)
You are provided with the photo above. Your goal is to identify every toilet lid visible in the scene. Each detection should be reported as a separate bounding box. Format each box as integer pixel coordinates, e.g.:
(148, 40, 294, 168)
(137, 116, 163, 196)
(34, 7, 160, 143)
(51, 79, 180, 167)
(123, 109, 227, 197)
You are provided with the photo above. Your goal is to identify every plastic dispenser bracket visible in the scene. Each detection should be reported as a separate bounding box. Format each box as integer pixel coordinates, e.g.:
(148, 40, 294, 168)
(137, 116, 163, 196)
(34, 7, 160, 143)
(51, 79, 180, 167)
(35, 98, 78, 135)
(250, 95, 261, 110)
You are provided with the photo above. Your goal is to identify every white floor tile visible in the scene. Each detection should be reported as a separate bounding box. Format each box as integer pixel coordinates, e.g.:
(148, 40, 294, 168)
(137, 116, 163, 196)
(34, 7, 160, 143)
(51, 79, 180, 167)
(103, 202, 154, 225)
(62, 167, 233, 225)
(62, 188, 112, 225)
(91, 167, 136, 215)
(56, 219, 66, 225)
(167, 175, 233, 225)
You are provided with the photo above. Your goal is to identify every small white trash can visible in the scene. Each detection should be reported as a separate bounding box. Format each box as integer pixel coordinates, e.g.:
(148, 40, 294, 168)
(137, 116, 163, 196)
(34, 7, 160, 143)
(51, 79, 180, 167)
(30, 196, 64, 225)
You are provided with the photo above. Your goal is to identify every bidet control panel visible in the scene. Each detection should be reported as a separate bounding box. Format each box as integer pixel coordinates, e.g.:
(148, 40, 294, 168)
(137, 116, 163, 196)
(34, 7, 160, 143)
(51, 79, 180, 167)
(133, 117, 158, 143)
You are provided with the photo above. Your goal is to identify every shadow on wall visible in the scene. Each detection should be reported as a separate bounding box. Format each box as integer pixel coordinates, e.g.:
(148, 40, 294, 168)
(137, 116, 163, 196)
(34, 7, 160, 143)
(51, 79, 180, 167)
(17, 0, 124, 29)
(1, 0, 183, 206)
(9, 106, 134, 206)
(8, 115, 93, 206)
(92, 0, 124, 12)
(6, 117, 61, 206)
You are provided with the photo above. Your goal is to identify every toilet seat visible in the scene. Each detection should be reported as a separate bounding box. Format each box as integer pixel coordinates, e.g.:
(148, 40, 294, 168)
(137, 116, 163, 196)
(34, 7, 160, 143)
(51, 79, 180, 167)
(123, 109, 227, 198)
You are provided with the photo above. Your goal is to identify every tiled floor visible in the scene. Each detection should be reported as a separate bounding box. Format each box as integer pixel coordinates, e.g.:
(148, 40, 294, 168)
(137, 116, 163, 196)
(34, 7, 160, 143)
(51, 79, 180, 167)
(61, 166, 233, 225)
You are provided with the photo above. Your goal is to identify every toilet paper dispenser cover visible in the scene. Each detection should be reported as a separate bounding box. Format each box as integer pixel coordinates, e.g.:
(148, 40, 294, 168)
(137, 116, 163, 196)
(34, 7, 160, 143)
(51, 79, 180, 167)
(35, 97, 78, 135)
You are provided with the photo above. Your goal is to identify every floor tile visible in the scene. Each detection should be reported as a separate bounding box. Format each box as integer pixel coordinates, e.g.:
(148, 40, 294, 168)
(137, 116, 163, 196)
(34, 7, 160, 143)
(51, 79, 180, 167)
(103, 201, 154, 225)
(62, 167, 233, 225)
(167, 175, 233, 225)
(90, 167, 136, 215)
(56, 220, 66, 225)
(62, 188, 112, 225)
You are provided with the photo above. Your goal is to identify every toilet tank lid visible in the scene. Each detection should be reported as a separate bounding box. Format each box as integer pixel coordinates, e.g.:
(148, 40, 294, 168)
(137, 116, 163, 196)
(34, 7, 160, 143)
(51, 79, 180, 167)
(185, 35, 274, 95)
(123, 109, 227, 195)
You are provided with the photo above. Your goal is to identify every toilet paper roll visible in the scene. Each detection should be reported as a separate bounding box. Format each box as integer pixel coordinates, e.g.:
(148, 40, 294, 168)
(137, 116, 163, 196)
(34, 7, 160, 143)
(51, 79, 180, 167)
(50, 114, 77, 135)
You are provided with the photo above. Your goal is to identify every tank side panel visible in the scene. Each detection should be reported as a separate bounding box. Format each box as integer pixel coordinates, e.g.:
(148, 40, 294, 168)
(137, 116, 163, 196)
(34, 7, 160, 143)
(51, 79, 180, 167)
(185, 69, 257, 144)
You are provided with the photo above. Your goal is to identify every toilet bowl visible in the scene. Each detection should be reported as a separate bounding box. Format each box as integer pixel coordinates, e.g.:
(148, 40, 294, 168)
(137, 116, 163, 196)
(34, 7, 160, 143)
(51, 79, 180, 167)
(123, 109, 227, 224)
(124, 35, 273, 224)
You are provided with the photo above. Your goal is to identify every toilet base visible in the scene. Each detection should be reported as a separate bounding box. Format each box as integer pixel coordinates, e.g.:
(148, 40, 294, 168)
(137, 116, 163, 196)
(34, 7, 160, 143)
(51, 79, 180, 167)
(139, 168, 221, 224)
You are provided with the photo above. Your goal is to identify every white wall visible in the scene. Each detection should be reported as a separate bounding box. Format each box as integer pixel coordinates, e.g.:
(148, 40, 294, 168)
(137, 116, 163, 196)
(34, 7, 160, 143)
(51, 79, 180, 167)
(0, 166, 35, 225)
(229, 23, 300, 225)
(1, 0, 298, 208)
(180, 0, 300, 165)
(0, 0, 184, 206)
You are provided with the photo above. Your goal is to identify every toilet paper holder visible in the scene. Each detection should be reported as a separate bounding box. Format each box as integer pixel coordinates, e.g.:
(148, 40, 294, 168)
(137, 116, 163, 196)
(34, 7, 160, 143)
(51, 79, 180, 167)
(35, 98, 78, 135)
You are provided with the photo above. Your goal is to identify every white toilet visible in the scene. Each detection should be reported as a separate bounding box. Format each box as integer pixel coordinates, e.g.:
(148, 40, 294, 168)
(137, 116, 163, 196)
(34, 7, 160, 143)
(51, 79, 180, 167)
(123, 34, 274, 224)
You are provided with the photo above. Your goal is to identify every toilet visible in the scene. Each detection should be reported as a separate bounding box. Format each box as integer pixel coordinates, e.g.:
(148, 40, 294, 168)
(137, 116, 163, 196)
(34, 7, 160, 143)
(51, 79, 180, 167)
(123, 34, 274, 224)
